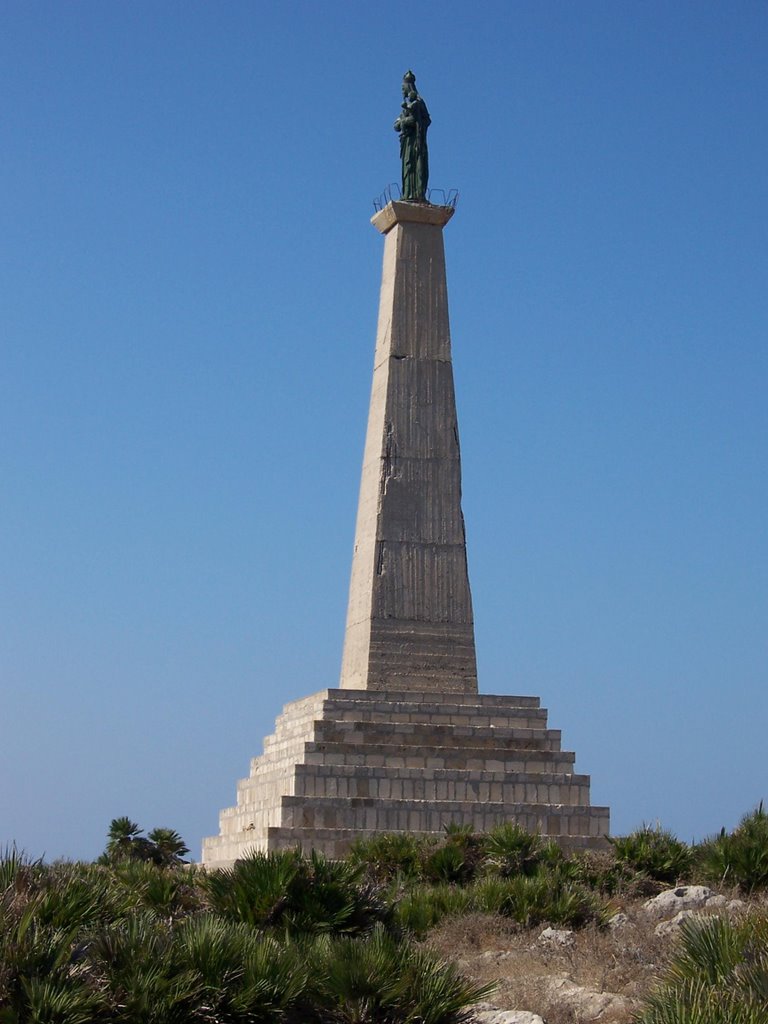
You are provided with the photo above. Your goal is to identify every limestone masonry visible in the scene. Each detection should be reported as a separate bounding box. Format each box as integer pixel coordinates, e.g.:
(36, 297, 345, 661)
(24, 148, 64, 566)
(202, 201, 609, 866)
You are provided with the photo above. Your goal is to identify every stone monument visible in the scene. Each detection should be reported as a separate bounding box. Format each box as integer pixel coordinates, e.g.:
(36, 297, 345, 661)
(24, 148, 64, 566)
(202, 76, 608, 867)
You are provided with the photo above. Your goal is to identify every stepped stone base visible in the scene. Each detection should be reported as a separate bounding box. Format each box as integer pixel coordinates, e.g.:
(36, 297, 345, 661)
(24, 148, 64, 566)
(202, 688, 609, 867)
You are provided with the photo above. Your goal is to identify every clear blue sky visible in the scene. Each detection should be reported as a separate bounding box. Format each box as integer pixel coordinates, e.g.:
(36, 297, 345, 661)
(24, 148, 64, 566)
(2, 1, 766, 862)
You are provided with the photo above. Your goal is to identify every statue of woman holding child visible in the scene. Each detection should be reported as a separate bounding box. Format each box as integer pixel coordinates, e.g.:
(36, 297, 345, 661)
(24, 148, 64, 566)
(394, 70, 431, 201)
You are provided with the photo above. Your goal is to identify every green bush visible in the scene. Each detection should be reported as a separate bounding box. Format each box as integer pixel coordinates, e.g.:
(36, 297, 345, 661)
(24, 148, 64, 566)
(312, 924, 493, 1023)
(348, 832, 430, 883)
(637, 912, 768, 1024)
(202, 848, 392, 937)
(395, 885, 472, 939)
(697, 803, 768, 893)
(610, 825, 692, 884)
(484, 823, 545, 878)
(422, 844, 473, 886)
(470, 872, 605, 928)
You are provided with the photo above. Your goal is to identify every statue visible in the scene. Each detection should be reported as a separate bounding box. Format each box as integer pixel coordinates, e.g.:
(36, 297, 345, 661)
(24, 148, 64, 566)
(394, 70, 431, 201)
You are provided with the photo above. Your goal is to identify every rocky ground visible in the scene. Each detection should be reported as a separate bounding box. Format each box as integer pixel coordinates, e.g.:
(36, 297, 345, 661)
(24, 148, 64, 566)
(427, 885, 760, 1024)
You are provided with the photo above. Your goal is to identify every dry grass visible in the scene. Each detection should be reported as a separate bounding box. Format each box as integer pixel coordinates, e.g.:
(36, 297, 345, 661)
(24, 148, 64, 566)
(426, 893, 759, 1024)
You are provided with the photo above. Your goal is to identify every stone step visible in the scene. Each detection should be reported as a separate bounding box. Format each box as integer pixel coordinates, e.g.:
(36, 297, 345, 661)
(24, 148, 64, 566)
(267, 707, 551, 745)
(313, 720, 561, 749)
(319, 702, 550, 729)
(264, 826, 609, 860)
(326, 688, 542, 709)
(302, 742, 576, 773)
(201, 813, 610, 869)
(280, 795, 608, 835)
(240, 761, 591, 790)
(262, 727, 561, 761)
(267, 693, 550, 740)
(228, 771, 591, 818)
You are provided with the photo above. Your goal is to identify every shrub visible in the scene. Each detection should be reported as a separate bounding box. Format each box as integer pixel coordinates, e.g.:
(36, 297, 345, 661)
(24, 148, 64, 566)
(395, 886, 472, 939)
(473, 873, 606, 929)
(312, 924, 493, 1023)
(561, 848, 659, 897)
(610, 825, 692, 884)
(348, 832, 430, 883)
(697, 803, 768, 893)
(423, 844, 473, 886)
(638, 912, 768, 1024)
(202, 848, 392, 937)
(484, 823, 544, 878)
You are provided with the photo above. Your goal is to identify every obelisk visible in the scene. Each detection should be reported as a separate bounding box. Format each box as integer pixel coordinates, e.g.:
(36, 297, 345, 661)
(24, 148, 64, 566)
(339, 201, 477, 694)
(201, 73, 609, 866)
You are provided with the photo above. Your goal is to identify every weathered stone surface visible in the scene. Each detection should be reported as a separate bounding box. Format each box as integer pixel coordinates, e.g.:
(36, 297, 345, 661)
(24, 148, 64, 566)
(339, 201, 477, 694)
(655, 909, 701, 936)
(473, 1006, 544, 1024)
(538, 926, 574, 946)
(545, 976, 637, 1021)
(201, 686, 609, 867)
(607, 911, 631, 931)
(643, 886, 715, 919)
(201, 202, 610, 866)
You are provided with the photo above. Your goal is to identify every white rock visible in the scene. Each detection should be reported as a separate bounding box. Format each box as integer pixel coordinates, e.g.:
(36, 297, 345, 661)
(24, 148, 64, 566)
(706, 894, 727, 908)
(643, 885, 714, 918)
(538, 926, 575, 946)
(608, 911, 631, 931)
(655, 909, 699, 936)
(473, 1004, 545, 1024)
(727, 898, 747, 912)
(545, 976, 636, 1020)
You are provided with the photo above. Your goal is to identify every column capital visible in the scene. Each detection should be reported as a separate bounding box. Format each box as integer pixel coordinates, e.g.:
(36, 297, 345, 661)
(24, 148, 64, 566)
(371, 201, 455, 235)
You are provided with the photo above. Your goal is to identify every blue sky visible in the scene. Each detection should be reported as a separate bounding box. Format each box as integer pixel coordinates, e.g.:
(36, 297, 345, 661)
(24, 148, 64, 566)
(2, 1, 766, 862)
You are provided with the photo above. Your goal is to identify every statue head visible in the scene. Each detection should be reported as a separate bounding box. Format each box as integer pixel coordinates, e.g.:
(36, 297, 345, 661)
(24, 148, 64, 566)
(402, 70, 416, 97)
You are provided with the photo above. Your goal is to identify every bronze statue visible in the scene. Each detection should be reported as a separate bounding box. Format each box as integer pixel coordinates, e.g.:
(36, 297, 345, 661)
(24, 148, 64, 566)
(394, 70, 430, 201)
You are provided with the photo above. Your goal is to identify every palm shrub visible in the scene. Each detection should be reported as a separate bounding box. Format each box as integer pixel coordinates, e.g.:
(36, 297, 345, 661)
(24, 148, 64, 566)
(440, 823, 487, 881)
(202, 848, 392, 937)
(637, 912, 768, 1024)
(112, 860, 203, 920)
(311, 924, 493, 1024)
(172, 916, 312, 1022)
(472, 872, 606, 928)
(697, 803, 768, 893)
(0, 905, 100, 1024)
(348, 832, 430, 883)
(394, 885, 472, 939)
(561, 848, 658, 897)
(86, 913, 198, 1023)
(101, 818, 189, 867)
(610, 825, 692, 884)
(484, 823, 545, 878)
(422, 843, 473, 886)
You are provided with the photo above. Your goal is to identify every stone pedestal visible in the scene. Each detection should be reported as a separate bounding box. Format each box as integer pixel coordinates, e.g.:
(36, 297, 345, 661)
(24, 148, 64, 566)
(201, 201, 610, 867)
(202, 687, 608, 867)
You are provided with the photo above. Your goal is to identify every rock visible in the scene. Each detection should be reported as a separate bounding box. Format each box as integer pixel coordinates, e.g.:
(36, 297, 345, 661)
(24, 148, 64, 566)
(706, 894, 727, 908)
(473, 1004, 545, 1024)
(643, 885, 714, 918)
(727, 898, 747, 913)
(655, 909, 699, 936)
(538, 926, 575, 946)
(607, 911, 631, 931)
(544, 976, 637, 1020)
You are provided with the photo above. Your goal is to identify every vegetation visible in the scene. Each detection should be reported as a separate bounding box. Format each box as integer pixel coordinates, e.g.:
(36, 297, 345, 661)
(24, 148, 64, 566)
(696, 803, 768, 893)
(1, 805, 766, 1022)
(609, 824, 693, 884)
(637, 913, 768, 1024)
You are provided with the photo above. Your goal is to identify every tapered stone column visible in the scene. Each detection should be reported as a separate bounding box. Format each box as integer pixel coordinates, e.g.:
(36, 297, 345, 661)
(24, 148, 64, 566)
(339, 201, 477, 693)
(202, 200, 610, 867)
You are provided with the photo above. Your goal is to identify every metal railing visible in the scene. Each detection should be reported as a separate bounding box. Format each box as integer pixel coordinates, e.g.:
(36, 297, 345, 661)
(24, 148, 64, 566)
(373, 185, 459, 213)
